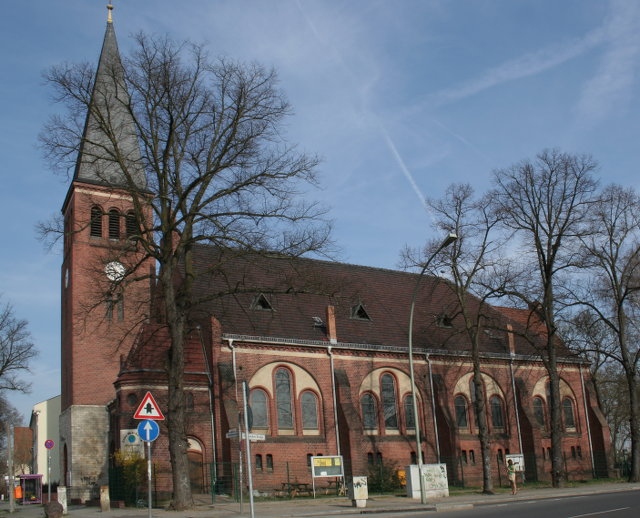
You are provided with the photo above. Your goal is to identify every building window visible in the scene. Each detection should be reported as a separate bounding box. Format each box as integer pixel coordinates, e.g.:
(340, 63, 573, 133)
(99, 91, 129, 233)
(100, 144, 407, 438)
(125, 211, 138, 239)
(251, 293, 273, 311)
(367, 452, 374, 465)
(90, 206, 103, 237)
(571, 446, 576, 459)
(469, 450, 475, 465)
(106, 293, 123, 322)
(266, 454, 273, 471)
(455, 395, 469, 428)
(108, 209, 120, 239)
(563, 397, 576, 429)
(275, 368, 293, 429)
(185, 392, 194, 411)
(301, 391, 319, 430)
(461, 450, 468, 465)
(126, 393, 138, 407)
(255, 454, 263, 471)
(436, 314, 453, 328)
(404, 395, 415, 429)
(410, 451, 417, 464)
(361, 393, 378, 430)
(250, 389, 269, 429)
(577, 446, 582, 458)
(381, 373, 398, 430)
(351, 303, 371, 321)
(497, 449, 503, 463)
(307, 454, 313, 466)
(490, 396, 505, 429)
(533, 397, 546, 427)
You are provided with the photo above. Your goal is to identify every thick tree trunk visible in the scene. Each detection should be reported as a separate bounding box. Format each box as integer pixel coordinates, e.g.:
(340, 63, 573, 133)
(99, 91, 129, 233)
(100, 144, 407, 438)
(472, 367, 494, 494)
(163, 268, 193, 510)
(625, 371, 640, 482)
(548, 359, 564, 488)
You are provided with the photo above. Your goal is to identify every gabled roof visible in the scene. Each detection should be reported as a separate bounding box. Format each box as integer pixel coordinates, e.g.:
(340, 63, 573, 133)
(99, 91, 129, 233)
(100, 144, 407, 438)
(73, 16, 146, 191)
(188, 247, 549, 357)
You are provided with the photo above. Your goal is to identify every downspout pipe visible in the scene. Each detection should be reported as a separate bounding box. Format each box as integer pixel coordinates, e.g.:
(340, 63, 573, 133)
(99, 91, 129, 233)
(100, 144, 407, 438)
(509, 353, 523, 455)
(197, 325, 218, 498)
(426, 354, 440, 463)
(328, 346, 341, 457)
(580, 365, 596, 476)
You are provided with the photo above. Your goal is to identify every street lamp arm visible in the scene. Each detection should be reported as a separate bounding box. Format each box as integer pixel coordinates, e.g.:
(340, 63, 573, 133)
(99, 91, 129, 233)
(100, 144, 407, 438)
(407, 232, 456, 504)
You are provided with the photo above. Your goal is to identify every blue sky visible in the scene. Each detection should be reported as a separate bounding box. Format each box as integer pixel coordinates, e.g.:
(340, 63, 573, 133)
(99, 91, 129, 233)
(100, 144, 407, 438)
(2, 0, 640, 420)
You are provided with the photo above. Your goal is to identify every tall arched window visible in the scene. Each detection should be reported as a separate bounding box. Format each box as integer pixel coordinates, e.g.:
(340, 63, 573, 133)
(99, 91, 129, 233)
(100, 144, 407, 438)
(301, 391, 319, 430)
(250, 389, 268, 429)
(563, 397, 576, 429)
(125, 211, 138, 239)
(454, 395, 469, 428)
(381, 373, 398, 429)
(533, 397, 546, 427)
(403, 395, 415, 429)
(90, 206, 103, 237)
(108, 209, 120, 239)
(275, 368, 293, 429)
(361, 393, 378, 430)
(490, 396, 505, 429)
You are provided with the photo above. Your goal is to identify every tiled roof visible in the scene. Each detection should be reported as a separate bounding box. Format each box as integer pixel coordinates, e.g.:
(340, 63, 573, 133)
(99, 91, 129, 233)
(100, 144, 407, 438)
(188, 247, 548, 357)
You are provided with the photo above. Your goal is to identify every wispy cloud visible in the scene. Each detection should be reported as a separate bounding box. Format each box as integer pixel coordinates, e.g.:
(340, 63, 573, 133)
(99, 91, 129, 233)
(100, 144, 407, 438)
(575, 0, 640, 127)
(412, 27, 605, 112)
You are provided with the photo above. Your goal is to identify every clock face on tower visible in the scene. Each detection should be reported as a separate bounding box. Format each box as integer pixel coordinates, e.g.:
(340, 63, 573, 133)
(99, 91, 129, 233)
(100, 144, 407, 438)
(105, 261, 125, 282)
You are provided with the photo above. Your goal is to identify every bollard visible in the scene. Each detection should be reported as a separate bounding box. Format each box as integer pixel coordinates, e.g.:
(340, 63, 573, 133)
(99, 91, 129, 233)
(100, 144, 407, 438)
(99, 486, 110, 512)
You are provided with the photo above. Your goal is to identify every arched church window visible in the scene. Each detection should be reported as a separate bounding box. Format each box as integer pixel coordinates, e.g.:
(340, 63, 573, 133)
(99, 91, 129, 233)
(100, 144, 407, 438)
(381, 373, 398, 430)
(404, 394, 415, 429)
(563, 397, 576, 429)
(275, 368, 293, 430)
(108, 209, 121, 239)
(250, 389, 268, 429)
(90, 206, 103, 237)
(360, 393, 377, 430)
(533, 396, 546, 427)
(455, 395, 469, 428)
(301, 391, 319, 430)
(490, 396, 505, 429)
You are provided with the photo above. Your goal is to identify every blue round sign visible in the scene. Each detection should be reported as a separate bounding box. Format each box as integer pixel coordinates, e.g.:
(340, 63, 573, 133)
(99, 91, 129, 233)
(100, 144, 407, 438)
(137, 419, 160, 442)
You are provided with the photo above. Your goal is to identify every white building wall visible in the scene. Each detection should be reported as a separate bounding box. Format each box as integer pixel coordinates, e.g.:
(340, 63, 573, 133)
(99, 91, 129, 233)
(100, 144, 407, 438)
(30, 395, 61, 484)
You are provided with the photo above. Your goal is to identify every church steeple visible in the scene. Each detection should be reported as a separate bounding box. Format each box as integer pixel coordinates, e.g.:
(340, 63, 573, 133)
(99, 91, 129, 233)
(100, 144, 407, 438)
(73, 3, 146, 191)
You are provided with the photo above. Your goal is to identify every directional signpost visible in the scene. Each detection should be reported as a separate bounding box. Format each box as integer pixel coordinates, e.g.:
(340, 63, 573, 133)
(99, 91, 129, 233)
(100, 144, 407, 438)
(133, 392, 164, 518)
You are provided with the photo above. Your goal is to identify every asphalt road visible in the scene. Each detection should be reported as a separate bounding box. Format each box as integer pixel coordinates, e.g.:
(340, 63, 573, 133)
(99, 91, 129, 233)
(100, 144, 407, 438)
(372, 489, 640, 518)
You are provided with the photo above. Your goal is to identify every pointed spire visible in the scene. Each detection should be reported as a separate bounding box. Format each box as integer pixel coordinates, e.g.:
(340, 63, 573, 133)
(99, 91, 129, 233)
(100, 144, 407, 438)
(73, 7, 147, 191)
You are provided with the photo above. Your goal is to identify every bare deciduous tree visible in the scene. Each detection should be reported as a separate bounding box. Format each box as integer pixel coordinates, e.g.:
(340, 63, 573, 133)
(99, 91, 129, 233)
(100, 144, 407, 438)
(490, 149, 598, 487)
(41, 33, 332, 509)
(420, 184, 505, 493)
(572, 184, 640, 481)
(0, 297, 37, 393)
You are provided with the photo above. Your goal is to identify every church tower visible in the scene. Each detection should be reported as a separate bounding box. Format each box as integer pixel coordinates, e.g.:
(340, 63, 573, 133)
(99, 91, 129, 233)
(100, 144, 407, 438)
(59, 4, 152, 498)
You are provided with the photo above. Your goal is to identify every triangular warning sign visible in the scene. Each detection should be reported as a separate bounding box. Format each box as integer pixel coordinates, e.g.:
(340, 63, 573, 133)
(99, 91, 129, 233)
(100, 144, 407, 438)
(133, 391, 165, 420)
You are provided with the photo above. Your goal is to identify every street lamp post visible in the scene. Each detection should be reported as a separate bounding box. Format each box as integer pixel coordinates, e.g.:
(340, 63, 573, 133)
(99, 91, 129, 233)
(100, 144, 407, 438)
(408, 233, 457, 504)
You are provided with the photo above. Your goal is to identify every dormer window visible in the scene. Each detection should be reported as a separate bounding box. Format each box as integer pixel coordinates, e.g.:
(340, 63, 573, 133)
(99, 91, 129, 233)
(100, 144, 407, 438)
(251, 293, 273, 311)
(351, 303, 371, 321)
(436, 314, 453, 328)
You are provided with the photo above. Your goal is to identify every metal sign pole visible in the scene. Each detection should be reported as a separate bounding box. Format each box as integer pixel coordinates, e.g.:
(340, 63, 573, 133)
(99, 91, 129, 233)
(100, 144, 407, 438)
(48, 450, 51, 503)
(147, 440, 152, 518)
(242, 382, 255, 518)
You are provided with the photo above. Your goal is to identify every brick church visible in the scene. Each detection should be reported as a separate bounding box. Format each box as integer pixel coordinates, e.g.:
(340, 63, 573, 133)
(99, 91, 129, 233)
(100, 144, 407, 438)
(59, 8, 612, 501)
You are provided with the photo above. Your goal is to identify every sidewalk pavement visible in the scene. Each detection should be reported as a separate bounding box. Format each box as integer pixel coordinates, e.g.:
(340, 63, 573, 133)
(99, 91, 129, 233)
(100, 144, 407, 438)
(1, 482, 639, 518)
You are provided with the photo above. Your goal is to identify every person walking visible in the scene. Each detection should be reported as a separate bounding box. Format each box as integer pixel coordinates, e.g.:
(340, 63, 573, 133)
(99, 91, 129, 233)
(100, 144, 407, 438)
(507, 459, 517, 495)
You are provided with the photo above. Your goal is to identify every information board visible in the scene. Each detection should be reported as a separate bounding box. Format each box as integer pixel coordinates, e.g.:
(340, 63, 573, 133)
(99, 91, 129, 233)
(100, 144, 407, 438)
(505, 453, 525, 472)
(311, 455, 344, 478)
